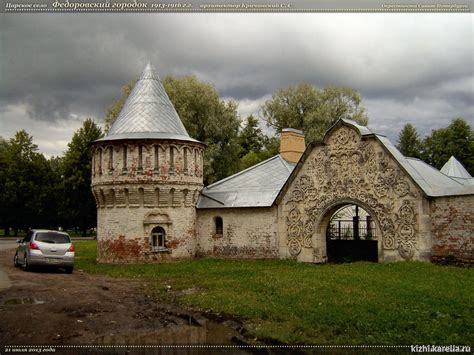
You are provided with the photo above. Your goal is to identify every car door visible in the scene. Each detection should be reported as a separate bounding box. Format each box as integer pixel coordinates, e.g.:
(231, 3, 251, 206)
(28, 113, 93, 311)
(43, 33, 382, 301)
(19, 231, 33, 259)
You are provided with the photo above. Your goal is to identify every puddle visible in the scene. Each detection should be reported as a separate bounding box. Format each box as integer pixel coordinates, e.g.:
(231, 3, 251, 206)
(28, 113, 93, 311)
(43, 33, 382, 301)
(4, 298, 45, 305)
(96, 320, 249, 353)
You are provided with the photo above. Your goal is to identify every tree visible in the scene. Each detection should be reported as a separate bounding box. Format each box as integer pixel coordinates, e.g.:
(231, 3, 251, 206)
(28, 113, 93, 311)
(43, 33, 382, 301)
(422, 118, 474, 175)
(104, 80, 135, 132)
(237, 117, 281, 171)
(1, 130, 52, 235)
(261, 84, 368, 143)
(397, 123, 422, 158)
(62, 118, 103, 235)
(0, 137, 11, 234)
(238, 115, 265, 158)
(163, 75, 242, 184)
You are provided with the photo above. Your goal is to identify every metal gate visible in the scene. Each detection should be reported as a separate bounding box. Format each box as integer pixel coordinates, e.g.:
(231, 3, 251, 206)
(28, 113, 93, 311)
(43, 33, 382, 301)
(326, 205, 378, 262)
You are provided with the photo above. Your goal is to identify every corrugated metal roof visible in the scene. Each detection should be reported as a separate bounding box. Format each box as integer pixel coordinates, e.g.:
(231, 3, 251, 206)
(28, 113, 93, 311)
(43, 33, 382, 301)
(374, 136, 473, 197)
(200, 119, 473, 210)
(440, 156, 472, 179)
(98, 62, 195, 143)
(197, 155, 296, 208)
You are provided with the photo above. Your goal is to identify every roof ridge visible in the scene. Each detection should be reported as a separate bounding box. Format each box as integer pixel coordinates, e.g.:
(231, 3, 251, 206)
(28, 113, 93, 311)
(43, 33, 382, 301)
(204, 155, 281, 189)
(405, 157, 464, 186)
(278, 155, 295, 173)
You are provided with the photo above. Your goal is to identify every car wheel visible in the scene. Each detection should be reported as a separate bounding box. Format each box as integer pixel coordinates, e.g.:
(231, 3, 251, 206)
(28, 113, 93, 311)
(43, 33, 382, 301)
(65, 267, 74, 274)
(13, 252, 19, 267)
(22, 255, 30, 271)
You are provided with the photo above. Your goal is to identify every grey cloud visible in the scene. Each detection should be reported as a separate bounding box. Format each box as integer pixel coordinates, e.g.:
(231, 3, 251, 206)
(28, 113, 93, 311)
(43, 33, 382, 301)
(0, 13, 472, 147)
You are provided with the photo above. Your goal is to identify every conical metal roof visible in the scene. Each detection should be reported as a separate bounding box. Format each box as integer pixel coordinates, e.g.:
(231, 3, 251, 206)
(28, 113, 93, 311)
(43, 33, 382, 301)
(440, 156, 472, 179)
(98, 63, 198, 143)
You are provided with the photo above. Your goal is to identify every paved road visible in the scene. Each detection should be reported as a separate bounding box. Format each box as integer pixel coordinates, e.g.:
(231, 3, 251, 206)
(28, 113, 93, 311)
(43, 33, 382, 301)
(0, 240, 15, 291)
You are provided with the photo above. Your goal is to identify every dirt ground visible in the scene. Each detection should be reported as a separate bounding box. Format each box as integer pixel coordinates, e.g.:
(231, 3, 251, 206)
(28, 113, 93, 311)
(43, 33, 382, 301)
(0, 248, 258, 354)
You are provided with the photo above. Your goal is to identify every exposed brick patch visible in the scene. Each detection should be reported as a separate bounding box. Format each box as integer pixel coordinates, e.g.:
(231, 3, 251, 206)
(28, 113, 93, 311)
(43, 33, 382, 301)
(97, 236, 142, 263)
(430, 195, 474, 264)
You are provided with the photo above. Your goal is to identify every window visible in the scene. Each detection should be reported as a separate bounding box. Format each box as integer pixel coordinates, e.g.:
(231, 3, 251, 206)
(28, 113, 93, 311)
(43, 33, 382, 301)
(183, 148, 188, 174)
(151, 226, 166, 250)
(138, 145, 143, 172)
(108, 146, 114, 171)
(169, 147, 175, 173)
(122, 146, 128, 171)
(98, 148, 102, 175)
(24, 231, 33, 243)
(194, 149, 198, 176)
(215, 216, 223, 235)
(154, 145, 159, 173)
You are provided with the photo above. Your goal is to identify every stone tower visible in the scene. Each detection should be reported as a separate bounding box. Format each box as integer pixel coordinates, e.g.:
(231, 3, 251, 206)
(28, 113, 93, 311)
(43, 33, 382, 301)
(91, 63, 205, 263)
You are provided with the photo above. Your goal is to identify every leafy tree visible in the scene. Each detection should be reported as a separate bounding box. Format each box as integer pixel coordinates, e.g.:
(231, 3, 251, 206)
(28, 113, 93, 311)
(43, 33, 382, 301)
(62, 118, 103, 235)
(422, 118, 474, 175)
(104, 80, 135, 132)
(238, 119, 281, 171)
(0, 137, 11, 234)
(238, 115, 265, 158)
(163, 75, 242, 184)
(1, 130, 51, 235)
(262, 84, 368, 143)
(397, 123, 422, 158)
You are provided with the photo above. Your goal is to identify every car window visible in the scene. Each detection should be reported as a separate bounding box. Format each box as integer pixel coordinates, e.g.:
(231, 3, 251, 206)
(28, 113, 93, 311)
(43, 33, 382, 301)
(35, 232, 71, 244)
(23, 231, 33, 242)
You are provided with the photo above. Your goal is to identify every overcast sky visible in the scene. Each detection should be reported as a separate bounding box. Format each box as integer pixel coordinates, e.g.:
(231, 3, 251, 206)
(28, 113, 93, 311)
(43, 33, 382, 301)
(0, 13, 472, 157)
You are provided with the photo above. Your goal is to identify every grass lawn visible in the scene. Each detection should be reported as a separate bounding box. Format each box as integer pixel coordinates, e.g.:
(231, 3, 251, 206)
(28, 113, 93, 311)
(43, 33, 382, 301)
(75, 240, 473, 345)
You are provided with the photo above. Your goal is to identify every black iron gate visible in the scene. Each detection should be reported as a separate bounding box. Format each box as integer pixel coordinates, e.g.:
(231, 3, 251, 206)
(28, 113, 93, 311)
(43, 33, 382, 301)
(326, 206, 378, 262)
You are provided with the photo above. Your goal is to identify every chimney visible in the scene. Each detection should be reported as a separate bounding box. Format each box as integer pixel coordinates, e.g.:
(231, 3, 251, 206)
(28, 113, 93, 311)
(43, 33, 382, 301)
(280, 128, 305, 163)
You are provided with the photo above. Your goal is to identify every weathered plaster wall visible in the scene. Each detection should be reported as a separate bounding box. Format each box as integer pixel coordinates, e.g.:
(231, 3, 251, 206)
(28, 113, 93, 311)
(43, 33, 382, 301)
(97, 204, 197, 263)
(196, 208, 279, 258)
(278, 122, 432, 263)
(91, 139, 204, 262)
(430, 195, 474, 263)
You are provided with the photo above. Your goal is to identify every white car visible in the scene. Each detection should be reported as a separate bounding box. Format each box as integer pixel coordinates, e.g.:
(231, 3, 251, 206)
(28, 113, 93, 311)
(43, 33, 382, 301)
(14, 230, 75, 273)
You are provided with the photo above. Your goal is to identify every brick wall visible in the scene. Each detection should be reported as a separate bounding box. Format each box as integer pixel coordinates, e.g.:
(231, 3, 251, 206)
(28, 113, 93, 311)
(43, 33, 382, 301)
(430, 195, 474, 264)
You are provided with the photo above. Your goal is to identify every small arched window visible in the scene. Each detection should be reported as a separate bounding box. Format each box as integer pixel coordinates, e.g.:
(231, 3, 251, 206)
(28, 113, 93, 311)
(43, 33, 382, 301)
(215, 216, 223, 235)
(183, 147, 188, 174)
(138, 145, 143, 171)
(108, 146, 114, 171)
(169, 146, 175, 173)
(151, 226, 166, 250)
(98, 148, 103, 175)
(122, 145, 128, 172)
(154, 145, 159, 173)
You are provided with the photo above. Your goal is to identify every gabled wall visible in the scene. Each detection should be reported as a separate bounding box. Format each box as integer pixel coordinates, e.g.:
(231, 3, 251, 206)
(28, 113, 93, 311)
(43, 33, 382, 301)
(277, 121, 432, 263)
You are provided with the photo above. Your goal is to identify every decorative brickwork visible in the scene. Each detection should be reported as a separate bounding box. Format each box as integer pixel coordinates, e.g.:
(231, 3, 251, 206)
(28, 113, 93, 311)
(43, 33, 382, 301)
(91, 139, 204, 263)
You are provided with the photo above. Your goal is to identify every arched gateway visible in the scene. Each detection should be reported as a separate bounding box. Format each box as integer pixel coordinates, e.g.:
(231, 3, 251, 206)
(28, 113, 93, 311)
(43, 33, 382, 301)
(278, 120, 447, 263)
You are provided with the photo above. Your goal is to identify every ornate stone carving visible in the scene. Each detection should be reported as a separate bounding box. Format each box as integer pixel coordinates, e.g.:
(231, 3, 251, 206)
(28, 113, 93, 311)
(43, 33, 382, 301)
(395, 200, 417, 260)
(284, 124, 420, 260)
